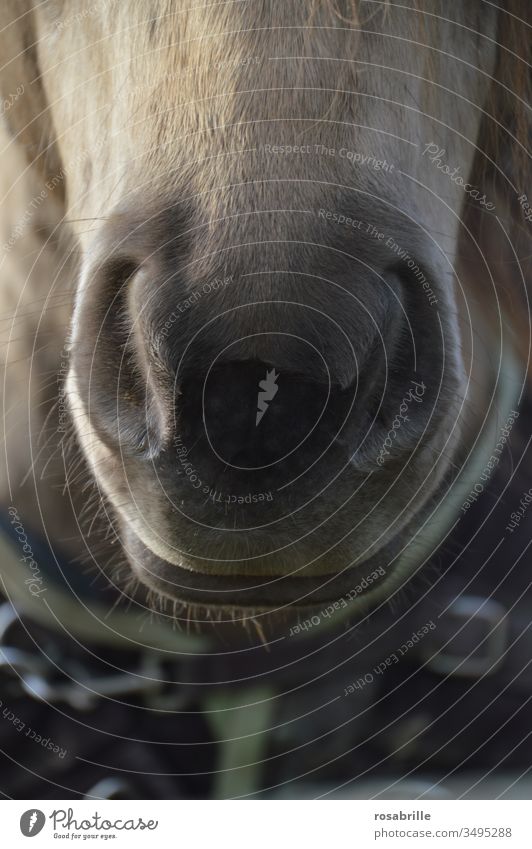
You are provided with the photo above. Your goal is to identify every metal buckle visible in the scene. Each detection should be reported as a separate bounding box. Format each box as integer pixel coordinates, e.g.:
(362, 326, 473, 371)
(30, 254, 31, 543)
(424, 595, 508, 678)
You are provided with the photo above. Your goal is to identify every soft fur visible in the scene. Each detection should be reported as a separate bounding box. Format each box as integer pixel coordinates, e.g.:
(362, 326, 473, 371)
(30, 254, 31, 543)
(0, 1, 530, 623)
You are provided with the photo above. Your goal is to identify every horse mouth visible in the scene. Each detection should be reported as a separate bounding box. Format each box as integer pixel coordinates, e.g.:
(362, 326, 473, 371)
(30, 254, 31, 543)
(120, 520, 401, 613)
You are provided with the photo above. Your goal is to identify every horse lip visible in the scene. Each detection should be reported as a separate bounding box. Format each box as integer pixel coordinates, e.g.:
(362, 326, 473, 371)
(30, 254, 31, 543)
(124, 525, 392, 609)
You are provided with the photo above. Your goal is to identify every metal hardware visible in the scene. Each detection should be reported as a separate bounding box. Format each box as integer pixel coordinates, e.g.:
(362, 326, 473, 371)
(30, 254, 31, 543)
(424, 596, 508, 678)
(0, 601, 192, 711)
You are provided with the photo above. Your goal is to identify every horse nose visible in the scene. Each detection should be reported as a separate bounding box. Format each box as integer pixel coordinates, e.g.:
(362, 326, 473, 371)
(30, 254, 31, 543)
(71, 206, 436, 472)
(178, 360, 340, 472)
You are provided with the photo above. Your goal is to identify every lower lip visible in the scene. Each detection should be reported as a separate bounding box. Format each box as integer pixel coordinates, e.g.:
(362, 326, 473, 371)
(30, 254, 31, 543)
(127, 533, 390, 609)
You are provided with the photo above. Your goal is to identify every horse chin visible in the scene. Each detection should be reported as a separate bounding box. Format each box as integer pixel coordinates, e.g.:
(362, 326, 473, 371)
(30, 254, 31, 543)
(117, 509, 415, 621)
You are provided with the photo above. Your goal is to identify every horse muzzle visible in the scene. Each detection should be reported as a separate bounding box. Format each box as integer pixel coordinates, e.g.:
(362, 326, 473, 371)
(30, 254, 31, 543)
(67, 202, 461, 610)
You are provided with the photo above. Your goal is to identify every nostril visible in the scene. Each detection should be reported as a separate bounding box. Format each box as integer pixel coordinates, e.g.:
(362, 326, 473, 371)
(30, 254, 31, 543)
(72, 256, 171, 456)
